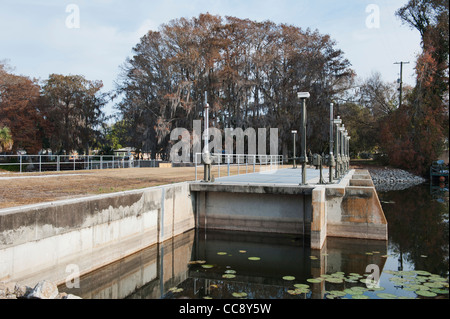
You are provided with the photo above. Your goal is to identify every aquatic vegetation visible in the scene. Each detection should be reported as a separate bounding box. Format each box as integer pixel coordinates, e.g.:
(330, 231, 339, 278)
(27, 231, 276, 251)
(248, 257, 261, 261)
(282, 276, 296, 281)
(201, 264, 214, 269)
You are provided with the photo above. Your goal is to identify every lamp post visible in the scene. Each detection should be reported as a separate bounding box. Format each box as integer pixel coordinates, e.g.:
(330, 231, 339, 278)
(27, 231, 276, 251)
(339, 125, 345, 176)
(292, 130, 298, 169)
(203, 91, 212, 182)
(298, 92, 310, 185)
(333, 116, 342, 180)
(329, 103, 335, 183)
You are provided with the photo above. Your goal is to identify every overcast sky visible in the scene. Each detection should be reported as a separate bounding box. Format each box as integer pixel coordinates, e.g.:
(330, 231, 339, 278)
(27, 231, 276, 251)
(0, 0, 422, 116)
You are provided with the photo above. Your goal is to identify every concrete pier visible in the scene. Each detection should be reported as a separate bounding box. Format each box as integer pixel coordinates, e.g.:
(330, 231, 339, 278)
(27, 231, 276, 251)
(190, 168, 387, 250)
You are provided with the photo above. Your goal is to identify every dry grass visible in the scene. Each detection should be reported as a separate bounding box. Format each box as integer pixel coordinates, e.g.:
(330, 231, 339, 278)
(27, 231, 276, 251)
(0, 165, 289, 209)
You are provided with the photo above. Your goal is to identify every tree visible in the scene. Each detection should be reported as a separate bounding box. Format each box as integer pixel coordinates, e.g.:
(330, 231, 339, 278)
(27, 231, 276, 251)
(0, 63, 49, 153)
(116, 13, 354, 160)
(0, 126, 13, 153)
(383, 0, 450, 175)
(42, 74, 107, 154)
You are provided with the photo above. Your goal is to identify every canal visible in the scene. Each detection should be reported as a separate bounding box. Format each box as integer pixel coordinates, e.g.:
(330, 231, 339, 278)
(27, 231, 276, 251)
(59, 183, 449, 299)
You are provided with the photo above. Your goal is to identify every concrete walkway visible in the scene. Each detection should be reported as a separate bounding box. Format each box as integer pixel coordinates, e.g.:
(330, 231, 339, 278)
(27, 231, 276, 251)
(215, 167, 332, 185)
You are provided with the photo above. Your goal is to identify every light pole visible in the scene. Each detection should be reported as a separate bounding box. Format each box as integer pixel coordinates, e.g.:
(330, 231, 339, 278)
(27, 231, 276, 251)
(329, 103, 335, 183)
(203, 91, 212, 182)
(333, 116, 342, 180)
(298, 92, 310, 185)
(292, 130, 298, 169)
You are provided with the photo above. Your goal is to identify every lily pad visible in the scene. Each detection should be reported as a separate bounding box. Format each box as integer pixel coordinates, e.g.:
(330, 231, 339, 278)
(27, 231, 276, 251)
(201, 264, 214, 269)
(248, 257, 261, 261)
(239, 250, 247, 253)
(424, 282, 445, 288)
(415, 290, 437, 297)
(430, 288, 449, 295)
(325, 277, 344, 284)
(283, 276, 296, 281)
(377, 293, 397, 299)
(307, 278, 323, 284)
(414, 270, 431, 276)
(294, 284, 310, 289)
(344, 289, 363, 296)
(217, 252, 227, 255)
(329, 291, 347, 297)
(222, 274, 236, 279)
(310, 256, 318, 260)
(232, 292, 247, 298)
(225, 269, 237, 274)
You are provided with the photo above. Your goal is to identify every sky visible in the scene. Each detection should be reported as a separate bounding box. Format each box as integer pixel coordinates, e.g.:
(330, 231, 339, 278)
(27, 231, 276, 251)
(0, 0, 422, 116)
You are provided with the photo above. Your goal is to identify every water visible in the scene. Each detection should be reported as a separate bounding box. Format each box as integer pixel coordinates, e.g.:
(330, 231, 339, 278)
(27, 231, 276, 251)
(60, 184, 449, 299)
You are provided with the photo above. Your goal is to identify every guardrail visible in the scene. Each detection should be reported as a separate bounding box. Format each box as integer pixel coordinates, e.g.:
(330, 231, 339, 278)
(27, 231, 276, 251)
(0, 155, 160, 173)
(194, 153, 284, 181)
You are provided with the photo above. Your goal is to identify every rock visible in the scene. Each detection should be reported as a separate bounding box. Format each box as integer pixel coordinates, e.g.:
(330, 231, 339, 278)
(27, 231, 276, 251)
(63, 294, 82, 299)
(0, 281, 16, 296)
(368, 168, 426, 192)
(28, 280, 59, 299)
(14, 283, 32, 298)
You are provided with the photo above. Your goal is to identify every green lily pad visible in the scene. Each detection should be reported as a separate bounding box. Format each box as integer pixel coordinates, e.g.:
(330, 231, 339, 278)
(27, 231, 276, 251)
(351, 286, 369, 292)
(201, 264, 214, 269)
(294, 284, 310, 289)
(217, 252, 227, 255)
(310, 256, 318, 260)
(344, 288, 363, 295)
(232, 292, 247, 298)
(222, 274, 236, 279)
(424, 282, 445, 288)
(415, 290, 437, 297)
(329, 291, 347, 297)
(325, 277, 344, 284)
(239, 250, 247, 253)
(283, 276, 296, 281)
(225, 269, 236, 274)
(430, 288, 449, 294)
(377, 293, 397, 299)
(307, 278, 323, 284)
(248, 257, 261, 261)
(414, 270, 431, 276)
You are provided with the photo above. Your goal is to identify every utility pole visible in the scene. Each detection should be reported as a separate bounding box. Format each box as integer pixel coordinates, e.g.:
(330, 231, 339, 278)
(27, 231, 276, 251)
(394, 61, 410, 108)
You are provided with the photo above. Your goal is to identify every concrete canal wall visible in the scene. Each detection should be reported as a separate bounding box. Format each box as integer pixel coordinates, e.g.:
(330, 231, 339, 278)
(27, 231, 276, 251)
(0, 182, 195, 286)
(311, 170, 388, 249)
(0, 169, 386, 287)
(191, 169, 387, 250)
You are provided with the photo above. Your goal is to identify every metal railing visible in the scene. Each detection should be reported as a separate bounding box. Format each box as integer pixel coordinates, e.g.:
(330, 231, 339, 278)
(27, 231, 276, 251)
(0, 155, 160, 173)
(194, 153, 284, 181)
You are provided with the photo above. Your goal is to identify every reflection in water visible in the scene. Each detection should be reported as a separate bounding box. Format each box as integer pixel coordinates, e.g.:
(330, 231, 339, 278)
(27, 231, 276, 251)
(379, 184, 449, 277)
(61, 184, 448, 299)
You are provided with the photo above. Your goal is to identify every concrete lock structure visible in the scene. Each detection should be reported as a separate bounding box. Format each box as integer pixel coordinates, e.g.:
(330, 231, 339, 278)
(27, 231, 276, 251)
(1, 168, 387, 287)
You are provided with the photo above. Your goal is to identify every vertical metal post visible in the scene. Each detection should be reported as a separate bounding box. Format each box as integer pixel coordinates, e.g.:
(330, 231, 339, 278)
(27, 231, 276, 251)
(334, 116, 342, 179)
(329, 103, 334, 183)
(298, 92, 310, 185)
(203, 91, 212, 182)
(19, 155, 22, 173)
(292, 130, 297, 169)
(39, 155, 42, 173)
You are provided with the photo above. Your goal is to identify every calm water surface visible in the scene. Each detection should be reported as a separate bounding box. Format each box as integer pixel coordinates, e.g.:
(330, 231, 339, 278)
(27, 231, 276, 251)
(62, 183, 449, 299)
